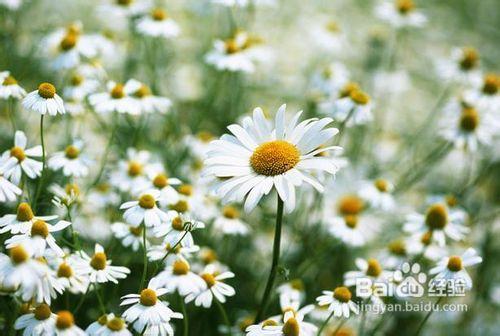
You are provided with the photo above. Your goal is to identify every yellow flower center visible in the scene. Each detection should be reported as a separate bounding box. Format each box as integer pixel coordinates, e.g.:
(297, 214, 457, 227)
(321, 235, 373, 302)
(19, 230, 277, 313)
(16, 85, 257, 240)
(290, 279, 304, 291)
(339, 82, 360, 98)
(31, 220, 49, 238)
(153, 174, 168, 188)
(325, 20, 339, 32)
(56, 311, 74, 329)
(396, 0, 415, 14)
(388, 240, 406, 256)
(117, 0, 133, 6)
(38, 82, 56, 99)
(165, 243, 181, 254)
(171, 216, 185, 231)
(16, 202, 34, 221)
(70, 74, 83, 86)
(459, 107, 479, 132)
(3, 75, 17, 85)
(366, 258, 382, 277)
(90, 252, 107, 270)
(420, 231, 433, 246)
(262, 319, 278, 327)
(34, 303, 52, 321)
(10, 245, 29, 264)
(98, 314, 108, 325)
(459, 47, 479, 71)
(447, 256, 463, 272)
(250, 140, 300, 176)
(172, 259, 190, 275)
(151, 8, 167, 21)
(111, 84, 125, 99)
(482, 73, 499, 95)
(201, 273, 216, 288)
(338, 195, 364, 216)
(222, 206, 239, 219)
(65, 183, 80, 197)
(60, 33, 78, 51)
(350, 89, 370, 105)
(10, 146, 26, 162)
(225, 39, 240, 54)
(239, 317, 254, 332)
(127, 161, 143, 177)
(282, 317, 300, 336)
(333, 286, 352, 303)
(96, 183, 110, 193)
(197, 131, 214, 143)
(171, 200, 189, 213)
(134, 84, 151, 98)
(201, 249, 218, 264)
(344, 215, 358, 229)
(107, 317, 125, 331)
(425, 203, 448, 230)
(375, 179, 389, 192)
(129, 225, 143, 236)
(57, 263, 73, 278)
(65, 145, 80, 159)
(139, 194, 156, 209)
(178, 184, 193, 196)
(445, 195, 458, 208)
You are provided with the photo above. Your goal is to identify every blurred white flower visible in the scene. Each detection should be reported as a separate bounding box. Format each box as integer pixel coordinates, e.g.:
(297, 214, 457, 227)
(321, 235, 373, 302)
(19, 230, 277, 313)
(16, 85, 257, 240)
(74, 244, 130, 284)
(185, 264, 235, 308)
(213, 205, 249, 235)
(124, 79, 172, 114)
(375, 0, 427, 28)
(0, 131, 42, 184)
(121, 190, 169, 228)
(430, 248, 482, 290)
(48, 141, 91, 177)
(316, 286, 359, 318)
(136, 8, 180, 39)
(14, 303, 57, 336)
(0, 71, 26, 99)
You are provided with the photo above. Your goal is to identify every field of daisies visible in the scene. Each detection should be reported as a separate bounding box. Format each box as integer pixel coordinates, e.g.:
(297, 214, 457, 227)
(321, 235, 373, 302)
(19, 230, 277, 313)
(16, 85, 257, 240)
(0, 0, 499, 335)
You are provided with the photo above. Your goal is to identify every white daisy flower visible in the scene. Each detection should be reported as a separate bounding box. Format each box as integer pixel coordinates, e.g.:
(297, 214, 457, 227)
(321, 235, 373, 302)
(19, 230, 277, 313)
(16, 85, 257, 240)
(86, 314, 111, 335)
(435, 47, 482, 86)
(323, 86, 373, 127)
(121, 190, 168, 228)
(63, 71, 99, 101)
(344, 258, 391, 287)
(0, 202, 57, 234)
(212, 0, 276, 6)
(22, 82, 65, 115)
(48, 141, 91, 177)
(87, 182, 120, 209)
(124, 79, 172, 114)
(121, 277, 183, 336)
(464, 73, 500, 113)
(404, 203, 469, 246)
(316, 286, 359, 318)
(112, 222, 147, 251)
(359, 178, 395, 211)
(204, 104, 341, 213)
(53, 254, 88, 294)
(375, 0, 427, 28)
(0, 172, 22, 203)
(14, 303, 57, 336)
(429, 248, 482, 290)
(0, 0, 22, 10)
(247, 308, 317, 336)
(147, 242, 199, 265)
(0, 130, 42, 184)
(378, 239, 409, 269)
(213, 205, 249, 235)
(5, 218, 71, 257)
(50, 183, 81, 208)
(405, 231, 447, 262)
(156, 258, 206, 296)
(54, 311, 86, 335)
(310, 62, 350, 98)
(110, 148, 152, 194)
(147, 172, 181, 207)
(154, 211, 205, 248)
(89, 81, 140, 115)
(74, 244, 130, 284)
(94, 314, 132, 336)
(310, 20, 346, 53)
(0, 71, 26, 99)
(136, 8, 180, 39)
(185, 264, 236, 308)
(99, 0, 151, 18)
(277, 280, 306, 308)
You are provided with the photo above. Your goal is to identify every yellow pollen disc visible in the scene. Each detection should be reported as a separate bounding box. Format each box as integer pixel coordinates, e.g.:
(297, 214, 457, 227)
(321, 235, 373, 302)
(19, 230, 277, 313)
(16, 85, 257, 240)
(339, 82, 360, 98)
(98, 314, 108, 325)
(65, 145, 80, 159)
(225, 39, 239, 54)
(3, 75, 17, 85)
(153, 174, 168, 189)
(460, 47, 479, 71)
(60, 33, 78, 51)
(201, 273, 216, 287)
(222, 206, 239, 219)
(178, 184, 193, 196)
(239, 317, 254, 332)
(10, 146, 26, 162)
(459, 107, 479, 132)
(111, 84, 125, 99)
(19, 303, 31, 315)
(262, 319, 278, 327)
(171, 216, 184, 231)
(201, 249, 218, 264)
(127, 161, 143, 177)
(445, 195, 458, 208)
(290, 279, 304, 291)
(250, 140, 300, 176)
(326, 20, 340, 32)
(107, 317, 125, 331)
(151, 8, 167, 21)
(425, 203, 448, 230)
(90, 252, 107, 270)
(396, 0, 415, 14)
(56, 311, 74, 329)
(171, 200, 189, 213)
(388, 240, 406, 256)
(338, 195, 364, 216)
(333, 327, 355, 336)
(375, 179, 389, 192)
(165, 243, 181, 254)
(129, 225, 143, 236)
(344, 215, 358, 229)
(17, 202, 34, 221)
(57, 263, 73, 278)
(96, 183, 110, 193)
(117, 0, 133, 6)
(282, 317, 300, 336)
(34, 303, 52, 320)
(139, 194, 156, 209)
(65, 183, 80, 196)
(70, 74, 83, 86)
(31, 220, 49, 238)
(66, 24, 81, 36)
(197, 131, 214, 143)
(172, 259, 190, 275)
(366, 258, 382, 277)
(447, 256, 463, 272)
(421, 231, 432, 245)
(333, 286, 352, 303)
(134, 84, 151, 98)
(10, 245, 29, 264)
(350, 89, 370, 105)
(482, 73, 499, 95)
(38, 82, 56, 99)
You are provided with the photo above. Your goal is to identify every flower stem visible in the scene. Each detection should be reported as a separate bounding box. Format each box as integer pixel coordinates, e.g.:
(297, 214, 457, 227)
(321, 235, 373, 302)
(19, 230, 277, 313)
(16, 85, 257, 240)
(93, 283, 106, 314)
(152, 230, 189, 275)
(255, 196, 284, 322)
(414, 297, 442, 336)
(316, 310, 335, 336)
(332, 318, 348, 335)
(139, 224, 148, 291)
(213, 293, 232, 333)
(89, 114, 117, 189)
(33, 115, 45, 211)
(179, 293, 188, 336)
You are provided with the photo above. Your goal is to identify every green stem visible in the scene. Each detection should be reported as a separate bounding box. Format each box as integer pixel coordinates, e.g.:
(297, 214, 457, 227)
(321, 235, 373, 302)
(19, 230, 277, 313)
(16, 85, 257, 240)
(316, 310, 335, 336)
(65, 205, 81, 251)
(255, 197, 284, 322)
(213, 293, 232, 333)
(89, 114, 117, 189)
(139, 224, 148, 291)
(6, 98, 16, 134)
(332, 318, 348, 335)
(414, 297, 442, 336)
(152, 230, 189, 275)
(33, 115, 46, 211)
(359, 305, 367, 336)
(180, 293, 188, 336)
(93, 283, 107, 314)
(334, 107, 355, 146)
(74, 285, 89, 313)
